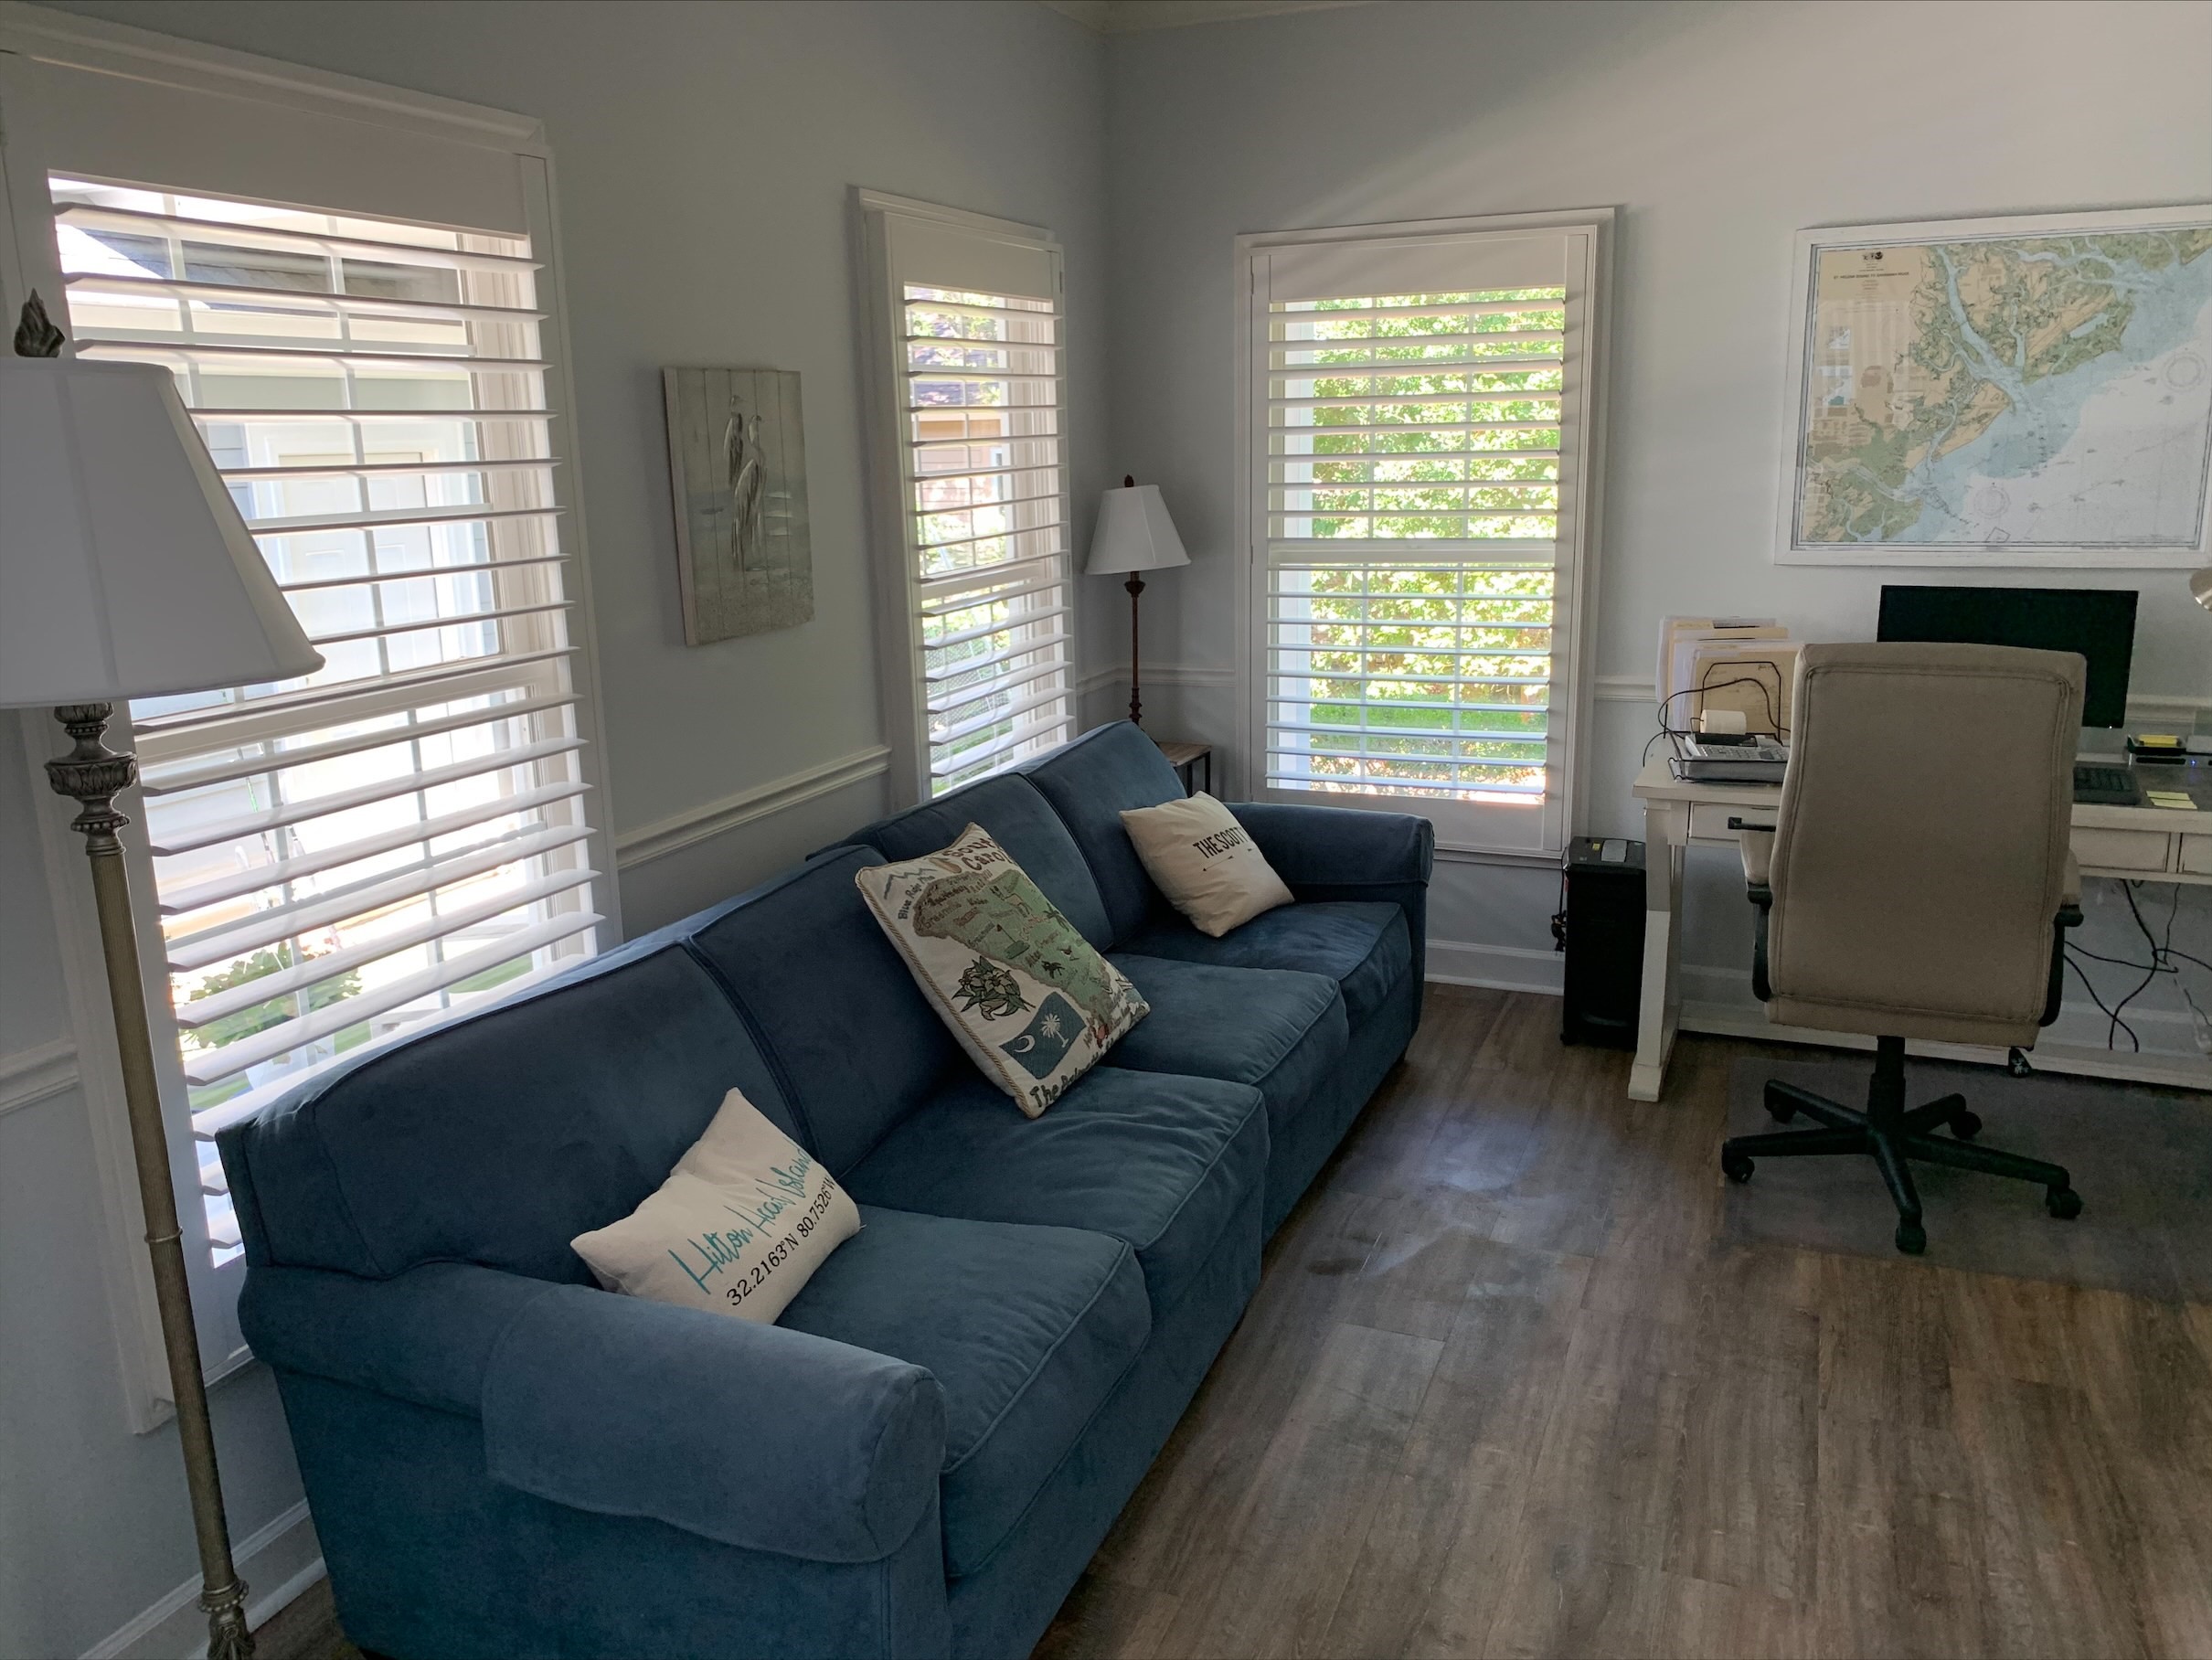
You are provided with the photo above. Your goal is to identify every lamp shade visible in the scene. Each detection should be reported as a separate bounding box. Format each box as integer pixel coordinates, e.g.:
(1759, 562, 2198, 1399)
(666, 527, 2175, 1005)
(1085, 481, 1189, 576)
(0, 356, 323, 707)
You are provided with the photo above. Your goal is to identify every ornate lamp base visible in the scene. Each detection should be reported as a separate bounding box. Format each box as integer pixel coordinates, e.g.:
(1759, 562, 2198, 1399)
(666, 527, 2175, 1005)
(45, 703, 254, 1660)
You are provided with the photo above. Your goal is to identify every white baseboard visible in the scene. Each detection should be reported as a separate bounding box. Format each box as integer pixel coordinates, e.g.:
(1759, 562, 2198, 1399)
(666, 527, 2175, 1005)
(1425, 939, 1564, 995)
(88, 1501, 323, 1660)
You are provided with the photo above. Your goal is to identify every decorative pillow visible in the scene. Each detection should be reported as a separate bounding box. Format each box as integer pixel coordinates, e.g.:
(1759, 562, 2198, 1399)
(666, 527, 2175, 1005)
(1120, 793, 1293, 938)
(855, 823, 1148, 1116)
(570, 1088, 859, 1323)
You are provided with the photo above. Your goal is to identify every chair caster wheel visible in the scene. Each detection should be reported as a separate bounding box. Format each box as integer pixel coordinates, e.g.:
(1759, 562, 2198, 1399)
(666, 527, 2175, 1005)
(1761, 1088, 1796, 1123)
(1895, 1220, 1928, 1255)
(1721, 1148, 1754, 1184)
(1951, 1110, 1983, 1140)
(2047, 1186, 2083, 1220)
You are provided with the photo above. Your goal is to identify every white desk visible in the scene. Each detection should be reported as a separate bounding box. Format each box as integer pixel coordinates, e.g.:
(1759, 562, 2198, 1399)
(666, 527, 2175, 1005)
(1629, 759, 2212, 1101)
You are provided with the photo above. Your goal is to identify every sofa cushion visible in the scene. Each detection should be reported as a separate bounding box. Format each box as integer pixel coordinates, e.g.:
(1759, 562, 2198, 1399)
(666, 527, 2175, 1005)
(780, 1207, 1150, 1578)
(684, 846, 960, 1176)
(843, 774, 1114, 949)
(1017, 721, 1186, 943)
(223, 937, 792, 1283)
(854, 824, 1149, 1117)
(1103, 954, 1347, 1144)
(1116, 901, 1412, 1026)
(839, 1065, 1267, 1315)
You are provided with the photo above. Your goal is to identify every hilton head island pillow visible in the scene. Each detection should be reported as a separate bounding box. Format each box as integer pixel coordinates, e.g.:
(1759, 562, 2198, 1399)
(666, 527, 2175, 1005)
(856, 823, 1148, 1116)
(570, 1087, 859, 1324)
(1120, 793, 1293, 938)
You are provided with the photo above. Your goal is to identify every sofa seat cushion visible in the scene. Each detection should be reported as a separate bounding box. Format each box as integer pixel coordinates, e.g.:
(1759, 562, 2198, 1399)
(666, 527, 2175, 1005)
(780, 1207, 1150, 1578)
(1103, 954, 1347, 1144)
(840, 1066, 1267, 1316)
(1116, 900, 1412, 1026)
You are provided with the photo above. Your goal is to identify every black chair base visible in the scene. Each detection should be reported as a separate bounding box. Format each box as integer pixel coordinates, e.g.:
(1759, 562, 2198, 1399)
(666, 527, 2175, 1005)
(1720, 1036, 2082, 1255)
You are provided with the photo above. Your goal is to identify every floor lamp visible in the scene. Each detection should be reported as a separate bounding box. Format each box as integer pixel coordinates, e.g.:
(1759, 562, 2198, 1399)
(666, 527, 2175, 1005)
(1085, 477, 1188, 726)
(0, 346, 325, 1660)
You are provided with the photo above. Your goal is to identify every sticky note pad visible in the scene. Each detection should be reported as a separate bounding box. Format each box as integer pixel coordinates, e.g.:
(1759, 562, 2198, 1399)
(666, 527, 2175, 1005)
(2146, 792, 2196, 809)
(2137, 734, 2183, 748)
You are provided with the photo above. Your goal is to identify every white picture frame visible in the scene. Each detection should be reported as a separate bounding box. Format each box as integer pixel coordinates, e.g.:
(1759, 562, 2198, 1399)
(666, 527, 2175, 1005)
(1773, 204, 2212, 568)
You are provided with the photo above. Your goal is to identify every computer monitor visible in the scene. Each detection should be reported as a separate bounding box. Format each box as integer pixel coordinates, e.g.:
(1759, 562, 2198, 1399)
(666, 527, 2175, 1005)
(1876, 585, 2137, 730)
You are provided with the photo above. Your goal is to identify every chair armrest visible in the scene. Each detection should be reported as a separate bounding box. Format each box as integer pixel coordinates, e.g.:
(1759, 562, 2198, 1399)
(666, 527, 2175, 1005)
(2045, 857, 2084, 1026)
(1224, 803, 1434, 889)
(1736, 827, 1777, 1002)
(1738, 826, 1775, 891)
(240, 1263, 946, 1563)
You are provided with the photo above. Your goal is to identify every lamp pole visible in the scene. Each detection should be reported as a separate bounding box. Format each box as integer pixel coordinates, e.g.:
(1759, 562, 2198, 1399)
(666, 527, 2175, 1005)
(46, 704, 254, 1660)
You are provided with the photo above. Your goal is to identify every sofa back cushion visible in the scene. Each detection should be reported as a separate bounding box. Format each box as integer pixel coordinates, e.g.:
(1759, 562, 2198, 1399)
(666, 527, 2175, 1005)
(843, 774, 1113, 948)
(220, 937, 794, 1283)
(1019, 721, 1185, 943)
(684, 846, 959, 1175)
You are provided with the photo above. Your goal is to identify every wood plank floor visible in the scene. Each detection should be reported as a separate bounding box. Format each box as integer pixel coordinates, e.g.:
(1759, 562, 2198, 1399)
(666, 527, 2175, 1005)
(1037, 987, 2212, 1660)
(260, 985, 2212, 1660)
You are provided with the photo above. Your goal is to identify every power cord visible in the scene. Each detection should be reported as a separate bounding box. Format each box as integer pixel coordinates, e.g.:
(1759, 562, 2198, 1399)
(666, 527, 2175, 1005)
(2065, 879, 2201, 1053)
(1643, 669, 1791, 766)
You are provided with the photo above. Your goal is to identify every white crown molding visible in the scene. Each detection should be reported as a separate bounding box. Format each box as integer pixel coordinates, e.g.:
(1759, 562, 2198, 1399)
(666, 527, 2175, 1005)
(0, 2, 545, 149)
(0, 1038, 77, 1119)
(1037, 0, 1374, 33)
(614, 746, 891, 870)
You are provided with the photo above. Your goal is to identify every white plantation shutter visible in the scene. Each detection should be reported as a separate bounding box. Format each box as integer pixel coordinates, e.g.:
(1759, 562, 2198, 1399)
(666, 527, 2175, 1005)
(862, 195, 1075, 802)
(50, 176, 603, 1265)
(1248, 219, 1609, 854)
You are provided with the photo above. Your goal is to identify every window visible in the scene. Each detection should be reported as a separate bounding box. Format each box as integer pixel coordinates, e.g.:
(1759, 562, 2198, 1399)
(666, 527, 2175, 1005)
(859, 193, 1075, 802)
(1243, 215, 1611, 853)
(51, 178, 603, 1269)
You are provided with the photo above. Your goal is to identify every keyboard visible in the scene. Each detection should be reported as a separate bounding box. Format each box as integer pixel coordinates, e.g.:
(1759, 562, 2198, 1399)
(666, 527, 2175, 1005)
(2074, 762, 2141, 806)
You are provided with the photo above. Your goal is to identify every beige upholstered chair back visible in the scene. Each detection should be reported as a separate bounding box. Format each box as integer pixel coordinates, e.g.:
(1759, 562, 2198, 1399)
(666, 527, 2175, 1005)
(1764, 642, 2082, 1048)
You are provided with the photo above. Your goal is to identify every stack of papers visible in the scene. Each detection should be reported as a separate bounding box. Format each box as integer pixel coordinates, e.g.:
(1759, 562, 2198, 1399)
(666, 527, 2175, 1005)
(1657, 616, 1799, 737)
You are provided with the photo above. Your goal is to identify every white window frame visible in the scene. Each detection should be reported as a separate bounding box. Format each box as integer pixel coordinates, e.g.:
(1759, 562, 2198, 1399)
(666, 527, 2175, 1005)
(0, 5, 619, 1427)
(856, 188, 1077, 806)
(1234, 208, 1613, 858)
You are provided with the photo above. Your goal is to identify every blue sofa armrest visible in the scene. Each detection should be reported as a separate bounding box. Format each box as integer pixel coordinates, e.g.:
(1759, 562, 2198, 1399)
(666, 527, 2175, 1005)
(1228, 803, 1433, 1000)
(1225, 803, 1434, 890)
(240, 1262, 947, 1564)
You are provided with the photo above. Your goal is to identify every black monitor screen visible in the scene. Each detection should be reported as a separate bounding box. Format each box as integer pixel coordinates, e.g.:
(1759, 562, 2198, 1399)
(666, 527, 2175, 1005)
(1876, 585, 2137, 729)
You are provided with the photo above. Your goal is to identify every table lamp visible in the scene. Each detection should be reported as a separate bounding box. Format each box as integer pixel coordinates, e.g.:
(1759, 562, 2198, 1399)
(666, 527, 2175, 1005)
(0, 328, 324, 1660)
(1085, 476, 1188, 726)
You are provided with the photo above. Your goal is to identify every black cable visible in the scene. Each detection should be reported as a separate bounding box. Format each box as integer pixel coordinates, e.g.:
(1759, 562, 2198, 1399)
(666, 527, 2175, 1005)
(1646, 672, 1791, 767)
(2109, 880, 2184, 1046)
(2065, 950, 2139, 1051)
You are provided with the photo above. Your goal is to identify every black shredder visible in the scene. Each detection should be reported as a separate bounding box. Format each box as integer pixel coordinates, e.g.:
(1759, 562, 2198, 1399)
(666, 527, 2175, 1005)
(1558, 836, 1645, 1048)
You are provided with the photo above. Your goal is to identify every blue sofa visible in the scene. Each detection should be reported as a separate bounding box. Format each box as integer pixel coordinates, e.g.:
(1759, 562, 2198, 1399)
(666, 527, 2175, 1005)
(220, 722, 1433, 1660)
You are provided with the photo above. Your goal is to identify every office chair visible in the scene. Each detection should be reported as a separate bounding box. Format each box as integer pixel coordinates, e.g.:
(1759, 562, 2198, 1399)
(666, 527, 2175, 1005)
(1720, 641, 2085, 1255)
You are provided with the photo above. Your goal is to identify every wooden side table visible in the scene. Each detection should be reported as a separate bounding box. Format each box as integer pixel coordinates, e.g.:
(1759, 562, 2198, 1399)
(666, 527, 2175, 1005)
(1153, 739, 1212, 797)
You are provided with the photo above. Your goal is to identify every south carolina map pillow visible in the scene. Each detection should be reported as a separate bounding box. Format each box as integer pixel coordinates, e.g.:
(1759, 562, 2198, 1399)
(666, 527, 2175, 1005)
(855, 823, 1148, 1116)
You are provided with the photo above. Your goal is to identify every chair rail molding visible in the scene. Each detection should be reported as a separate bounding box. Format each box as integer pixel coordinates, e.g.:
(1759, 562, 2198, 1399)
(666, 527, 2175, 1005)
(614, 744, 892, 869)
(1079, 662, 1238, 697)
(0, 1036, 77, 1118)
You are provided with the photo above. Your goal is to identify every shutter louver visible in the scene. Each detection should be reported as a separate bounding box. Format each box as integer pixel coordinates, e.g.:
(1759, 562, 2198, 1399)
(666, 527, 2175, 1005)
(902, 284, 1075, 793)
(1262, 281, 1569, 809)
(52, 176, 603, 1263)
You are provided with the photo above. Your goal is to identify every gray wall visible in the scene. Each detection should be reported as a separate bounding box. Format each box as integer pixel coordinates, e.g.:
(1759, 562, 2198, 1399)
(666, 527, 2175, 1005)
(1, 4, 1106, 1654)
(1100, 0, 2212, 1033)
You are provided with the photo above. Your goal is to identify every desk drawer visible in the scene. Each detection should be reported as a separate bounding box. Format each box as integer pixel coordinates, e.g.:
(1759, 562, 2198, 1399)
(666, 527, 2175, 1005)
(2073, 827, 2174, 873)
(2181, 835, 2212, 875)
(1688, 803, 1776, 841)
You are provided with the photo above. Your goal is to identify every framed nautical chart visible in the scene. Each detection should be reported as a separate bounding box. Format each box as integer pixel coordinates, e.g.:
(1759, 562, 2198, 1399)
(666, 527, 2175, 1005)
(1775, 205, 2212, 566)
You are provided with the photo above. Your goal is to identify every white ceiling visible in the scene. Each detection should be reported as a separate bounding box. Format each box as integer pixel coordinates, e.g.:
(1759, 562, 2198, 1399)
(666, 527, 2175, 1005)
(1037, 0, 1375, 34)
